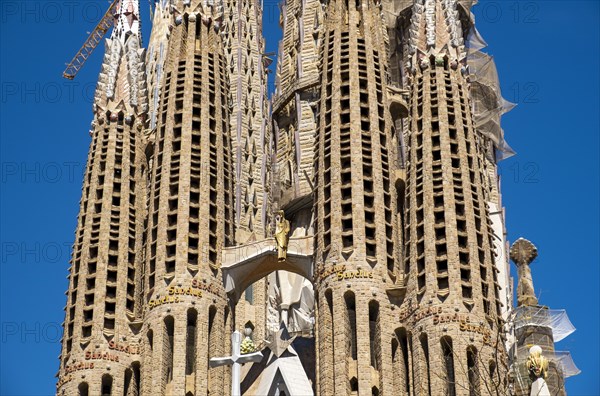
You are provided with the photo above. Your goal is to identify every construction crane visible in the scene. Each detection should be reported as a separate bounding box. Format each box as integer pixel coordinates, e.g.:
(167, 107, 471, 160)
(62, 0, 120, 80)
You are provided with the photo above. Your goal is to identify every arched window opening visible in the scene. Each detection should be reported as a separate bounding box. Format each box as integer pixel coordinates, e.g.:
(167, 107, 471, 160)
(147, 329, 153, 351)
(441, 336, 456, 396)
(164, 316, 175, 385)
(344, 291, 357, 360)
(467, 346, 480, 396)
(350, 377, 359, 393)
(101, 374, 113, 396)
(208, 305, 217, 351)
(123, 368, 132, 396)
(78, 382, 89, 396)
(186, 309, 198, 375)
(369, 301, 380, 370)
(392, 331, 406, 395)
(419, 333, 431, 395)
(394, 328, 411, 395)
(132, 362, 141, 396)
(408, 332, 415, 391)
(392, 337, 402, 383)
(207, 305, 219, 394)
(323, 288, 335, 393)
(371, 386, 380, 396)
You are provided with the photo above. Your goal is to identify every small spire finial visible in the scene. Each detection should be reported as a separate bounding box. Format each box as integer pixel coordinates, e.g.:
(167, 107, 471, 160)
(112, 0, 141, 43)
(510, 238, 539, 306)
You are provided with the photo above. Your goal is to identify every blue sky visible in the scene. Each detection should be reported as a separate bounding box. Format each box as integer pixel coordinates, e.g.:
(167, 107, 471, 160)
(1, 0, 598, 395)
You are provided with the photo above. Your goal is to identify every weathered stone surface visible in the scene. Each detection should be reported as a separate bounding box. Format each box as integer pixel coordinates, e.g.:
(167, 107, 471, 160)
(57, 1, 551, 395)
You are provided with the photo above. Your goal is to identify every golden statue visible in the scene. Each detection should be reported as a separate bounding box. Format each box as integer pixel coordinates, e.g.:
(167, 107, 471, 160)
(274, 210, 291, 261)
(527, 345, 549, 379)
(526, 345, 551, 396)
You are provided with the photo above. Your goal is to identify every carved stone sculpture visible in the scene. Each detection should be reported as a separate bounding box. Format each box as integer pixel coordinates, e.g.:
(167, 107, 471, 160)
(510, 238, 539, 306)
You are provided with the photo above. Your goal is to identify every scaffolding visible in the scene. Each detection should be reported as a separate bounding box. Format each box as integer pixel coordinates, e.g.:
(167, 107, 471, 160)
(507, 305, 580, 395)
(465, 12, 516, 161)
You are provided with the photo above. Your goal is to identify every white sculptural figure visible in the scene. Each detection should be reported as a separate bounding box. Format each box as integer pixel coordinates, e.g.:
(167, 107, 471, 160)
(266, 212, 315, 334)
(527, 345, 550, 396)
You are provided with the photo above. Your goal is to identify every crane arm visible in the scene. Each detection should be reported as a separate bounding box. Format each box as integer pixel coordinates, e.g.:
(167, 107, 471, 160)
(62, 0, 120, 80)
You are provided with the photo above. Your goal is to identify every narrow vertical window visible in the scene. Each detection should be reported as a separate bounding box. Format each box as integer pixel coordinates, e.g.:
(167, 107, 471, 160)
(123, 368, 132, 396)
(147, 329, 153, 352)
(344, 292, 357, 360)
(132, 362, 141, 396)
(409, 333, 416, 393)
(369, 301, 380, 370)
(419, 333, 431, 395)
(207, 305, 218, 392)
(325, 289, 334, 328)
(78, 382, 89, 396)
(186, 309, 198, 375)
(164, 316, 175, 385)
(392, 338, 400, 390)
(467, 346, 479, 396)
(208, 306, 217, 351)
(101, 374, 113, 396)
(395, 328, 411, 395)
(441, 336, 456, 396)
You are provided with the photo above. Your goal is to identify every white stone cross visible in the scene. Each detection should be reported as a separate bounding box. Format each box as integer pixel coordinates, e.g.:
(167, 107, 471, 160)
(209, 330, 263, 396)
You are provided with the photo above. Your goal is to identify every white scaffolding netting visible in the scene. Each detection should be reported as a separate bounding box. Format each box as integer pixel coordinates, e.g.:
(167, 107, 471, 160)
(466, 12, 487, 51)
(511, 350, 580, 395)
(513, 306, 576, 343)
(551, 351, 581, 378)
(515, 308, 576, 343)
(466, 12, 516, 161)
(509, 306, 580, 390)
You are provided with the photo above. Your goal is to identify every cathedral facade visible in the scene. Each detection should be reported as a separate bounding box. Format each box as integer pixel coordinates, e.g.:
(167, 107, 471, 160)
(57, 0, 544, 395)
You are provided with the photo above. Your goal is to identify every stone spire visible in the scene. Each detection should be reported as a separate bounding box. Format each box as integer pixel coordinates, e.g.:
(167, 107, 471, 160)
(94, 0, 148, 109)
(57, 1, 148, 394)
(405, 0, 467, 70)
(145, 0, 171, 131)
(396, 0, 509, 394)
(508, 239, 578, 396)
(112, 0, 142, 43)
(222, 0, 270, 241)
(311, 0, 400, 394)
(139, 3, 234, 394)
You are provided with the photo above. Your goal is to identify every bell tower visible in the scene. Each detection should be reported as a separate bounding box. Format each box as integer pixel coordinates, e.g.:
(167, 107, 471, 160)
(311, 0, 402, 393)
(394, 1, 508, 394)
(139, 2, 235, 395)
(57, 1, 149, 394)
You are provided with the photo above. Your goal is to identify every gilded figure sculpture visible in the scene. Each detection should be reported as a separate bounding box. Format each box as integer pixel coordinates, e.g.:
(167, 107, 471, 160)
(527, 345, 551, 396)
(274, 210, 290, 261)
